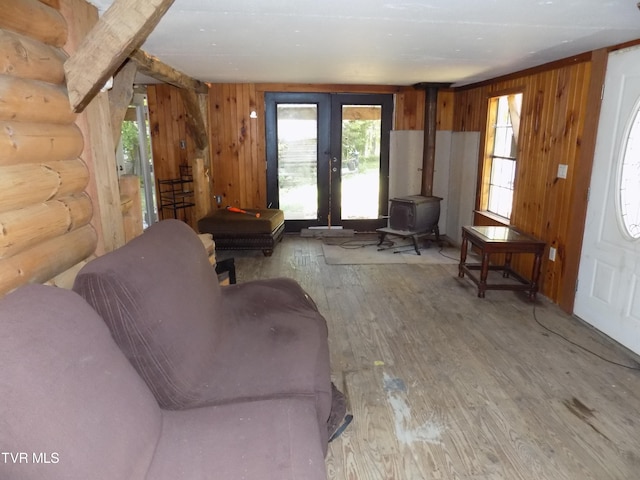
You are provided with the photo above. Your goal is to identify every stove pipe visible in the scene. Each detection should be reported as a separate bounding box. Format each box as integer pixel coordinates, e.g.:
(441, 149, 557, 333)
(413, 82, 451, 197)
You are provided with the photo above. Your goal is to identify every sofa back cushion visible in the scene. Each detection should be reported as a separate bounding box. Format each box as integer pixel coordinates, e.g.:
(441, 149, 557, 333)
(73, 219, 223, 409)
(0, 285, 161, 480)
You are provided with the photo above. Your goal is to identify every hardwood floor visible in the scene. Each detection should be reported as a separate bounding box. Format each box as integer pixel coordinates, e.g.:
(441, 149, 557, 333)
(222, 235, 640, 480)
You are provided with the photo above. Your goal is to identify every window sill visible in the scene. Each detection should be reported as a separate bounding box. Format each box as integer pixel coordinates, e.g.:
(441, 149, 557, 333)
(474, 210, 511, 226)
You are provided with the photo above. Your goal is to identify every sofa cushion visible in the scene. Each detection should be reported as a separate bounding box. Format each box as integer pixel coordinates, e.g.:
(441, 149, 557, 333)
(205, 277, 332, 446)
(73, 219, 224, 409)
(0, 285, 161, 480)
(149, 397, 327, 480)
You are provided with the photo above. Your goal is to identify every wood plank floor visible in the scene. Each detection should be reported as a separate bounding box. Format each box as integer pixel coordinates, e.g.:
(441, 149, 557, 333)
(221, 235, 640, 480)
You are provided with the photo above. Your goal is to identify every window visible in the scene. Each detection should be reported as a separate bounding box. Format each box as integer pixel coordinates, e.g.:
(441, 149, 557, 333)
(617, 96, 640, 239)
(482, 93, 522, 220)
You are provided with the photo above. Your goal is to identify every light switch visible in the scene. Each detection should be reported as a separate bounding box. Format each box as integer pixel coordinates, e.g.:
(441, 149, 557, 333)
(557, 164, 568, 179)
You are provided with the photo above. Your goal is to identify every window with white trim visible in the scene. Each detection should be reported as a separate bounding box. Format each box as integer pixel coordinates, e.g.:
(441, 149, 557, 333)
(482, 93, 522, 220)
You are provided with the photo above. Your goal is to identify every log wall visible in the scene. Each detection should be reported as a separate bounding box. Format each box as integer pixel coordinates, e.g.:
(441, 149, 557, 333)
(0, 0, 98, 296)
(455, 54, 602, 307)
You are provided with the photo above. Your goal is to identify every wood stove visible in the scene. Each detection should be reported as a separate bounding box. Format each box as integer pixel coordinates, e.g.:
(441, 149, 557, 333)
(376, 195, 442, 255)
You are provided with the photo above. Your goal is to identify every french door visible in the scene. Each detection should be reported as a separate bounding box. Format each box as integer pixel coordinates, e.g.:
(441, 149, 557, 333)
(265, 92, 393, 232)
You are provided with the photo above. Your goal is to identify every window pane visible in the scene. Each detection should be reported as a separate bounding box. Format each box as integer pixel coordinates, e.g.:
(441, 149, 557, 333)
(488, 157, 516, 218)
(485, 93, 522, 219)
(618, 100, 640, 238)
(341, 105, 381, 220)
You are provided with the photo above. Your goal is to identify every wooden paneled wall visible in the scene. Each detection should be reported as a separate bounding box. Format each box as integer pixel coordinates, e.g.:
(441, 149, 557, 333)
(145, 62, 602, 309)
(209, 83, 265, 209)
(0, 0, 98, 296)
(147, 83, 199, 226)
(148, 82, 453, 211)
(456, 54, 603, 307)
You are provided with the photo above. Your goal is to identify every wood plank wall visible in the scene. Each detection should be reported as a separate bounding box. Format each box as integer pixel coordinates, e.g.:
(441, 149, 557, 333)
(148, 82, 453, 211)
(454, 54, 597, 306)
(145, 62, 598, 309)
(208, 83, 264, 209)
(0, 0, 97, 296)
(147, 83, 198, 226)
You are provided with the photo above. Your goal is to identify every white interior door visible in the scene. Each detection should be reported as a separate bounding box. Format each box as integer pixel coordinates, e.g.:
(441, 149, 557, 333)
(574, 46, 640, 354)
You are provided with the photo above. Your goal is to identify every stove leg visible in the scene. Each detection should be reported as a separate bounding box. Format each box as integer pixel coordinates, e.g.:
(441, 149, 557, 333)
(377, 232, 387, 246)
(411, 234, 421, 255)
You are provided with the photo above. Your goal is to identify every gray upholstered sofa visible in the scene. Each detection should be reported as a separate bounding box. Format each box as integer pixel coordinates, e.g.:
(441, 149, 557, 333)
(0, 219, 333, 479)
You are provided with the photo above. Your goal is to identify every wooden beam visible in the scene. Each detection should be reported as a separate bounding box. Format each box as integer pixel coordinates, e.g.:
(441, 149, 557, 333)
(64, 0, 175, 113)
(129, 49, 209, 150)
(129, 49, 208, 93)
(109, 60, 138, 146)
(179, 88, 209, 151)
(59, 0, 126, 255)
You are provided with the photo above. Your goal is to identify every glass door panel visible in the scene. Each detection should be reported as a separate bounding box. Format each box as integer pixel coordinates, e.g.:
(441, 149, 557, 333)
(276, 104, 318, 220)
(340, 104, 382, 220)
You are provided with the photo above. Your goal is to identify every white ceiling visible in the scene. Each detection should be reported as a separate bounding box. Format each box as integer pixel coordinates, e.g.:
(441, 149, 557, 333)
(91, 0, 640, 87)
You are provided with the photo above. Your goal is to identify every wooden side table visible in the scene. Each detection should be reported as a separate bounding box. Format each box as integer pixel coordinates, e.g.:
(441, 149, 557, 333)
(458, 226, 546, 300)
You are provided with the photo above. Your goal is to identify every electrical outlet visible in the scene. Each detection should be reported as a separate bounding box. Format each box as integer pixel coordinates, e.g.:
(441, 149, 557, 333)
(557, 164, 568, 179)
(549, 247, 556, 261)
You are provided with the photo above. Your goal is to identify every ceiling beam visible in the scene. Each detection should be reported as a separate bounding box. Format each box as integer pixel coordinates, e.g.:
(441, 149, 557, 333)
(129, 49, 209, 151)
(179, 89, 209, 152)
(129, 49, 208, 94)
(64, 0, 175, 113)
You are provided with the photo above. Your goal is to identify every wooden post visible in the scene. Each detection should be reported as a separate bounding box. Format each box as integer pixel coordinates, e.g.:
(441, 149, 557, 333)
(109, 60, 137, 146)
(119, 174, 143, 242)
(64, 0, 175, 112)
(193, 157, 212, 229)
(59, 0, 125, 254)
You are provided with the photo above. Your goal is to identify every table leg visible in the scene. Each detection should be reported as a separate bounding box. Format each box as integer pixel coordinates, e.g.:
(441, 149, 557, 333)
(478, 252, 490, 298)
(529, 252, 543, 301)
(503, 252, 512, 278)
(458, 235, 468, 278)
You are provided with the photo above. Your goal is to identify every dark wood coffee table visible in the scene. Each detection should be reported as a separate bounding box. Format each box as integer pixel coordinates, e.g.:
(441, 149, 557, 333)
(458, 225, 546, 300)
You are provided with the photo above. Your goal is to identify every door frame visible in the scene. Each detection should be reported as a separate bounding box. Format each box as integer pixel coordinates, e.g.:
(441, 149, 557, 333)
(265, 92, 331, 232)
(331, 93, 393, 232)
(265, 91, 393, 232)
